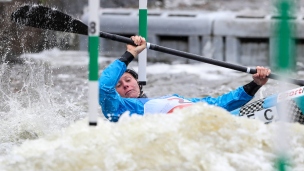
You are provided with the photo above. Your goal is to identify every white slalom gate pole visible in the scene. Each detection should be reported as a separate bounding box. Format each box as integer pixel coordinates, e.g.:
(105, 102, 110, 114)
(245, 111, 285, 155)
(138, 0, 147, 85)
(88, 0, 100, 126)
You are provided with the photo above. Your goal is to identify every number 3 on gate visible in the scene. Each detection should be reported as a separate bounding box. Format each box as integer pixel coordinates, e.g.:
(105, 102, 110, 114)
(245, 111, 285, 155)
(90, 22, 96, 34)
(88, 0, 99, 37)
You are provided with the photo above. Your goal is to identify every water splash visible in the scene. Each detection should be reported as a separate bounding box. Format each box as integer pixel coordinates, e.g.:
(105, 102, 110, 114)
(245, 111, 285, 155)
(1, 103, 304, 170)
(0, 56, 87, 156)
(0, 49, 303, 170)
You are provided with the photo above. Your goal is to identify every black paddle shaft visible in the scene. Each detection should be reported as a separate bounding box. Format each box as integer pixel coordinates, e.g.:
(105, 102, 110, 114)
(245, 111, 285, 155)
(11, 5, 304, 86)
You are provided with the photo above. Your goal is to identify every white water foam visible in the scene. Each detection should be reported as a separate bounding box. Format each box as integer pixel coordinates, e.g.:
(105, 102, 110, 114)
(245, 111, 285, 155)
(1, 49, 303, 170)
(1, 104, 304, 171)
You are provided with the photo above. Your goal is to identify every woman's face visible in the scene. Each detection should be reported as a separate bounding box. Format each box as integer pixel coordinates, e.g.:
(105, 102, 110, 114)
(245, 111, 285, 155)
(116, 73, 140, 98)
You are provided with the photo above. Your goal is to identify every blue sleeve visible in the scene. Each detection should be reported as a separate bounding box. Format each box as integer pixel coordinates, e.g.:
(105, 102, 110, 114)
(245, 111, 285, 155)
(99, 60, 145, 122)
(181, 86, 253, 111)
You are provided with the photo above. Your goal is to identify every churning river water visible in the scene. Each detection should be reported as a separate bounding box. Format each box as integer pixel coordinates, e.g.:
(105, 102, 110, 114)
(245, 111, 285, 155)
(0, 49, 304, 171)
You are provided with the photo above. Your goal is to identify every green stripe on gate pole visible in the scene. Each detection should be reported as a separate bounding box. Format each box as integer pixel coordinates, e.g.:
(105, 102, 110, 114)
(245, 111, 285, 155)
(139, 1, 147, 38)
(89, 37, 99, 80)
(88, 0, 100, 126)
(273, 0, 295, 170)
(275, 0, 295, 71)
(138, 0, 148, 85)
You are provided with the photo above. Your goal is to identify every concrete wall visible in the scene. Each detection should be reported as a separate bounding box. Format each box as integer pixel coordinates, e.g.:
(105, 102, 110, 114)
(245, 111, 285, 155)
(80, 9, 304, 66)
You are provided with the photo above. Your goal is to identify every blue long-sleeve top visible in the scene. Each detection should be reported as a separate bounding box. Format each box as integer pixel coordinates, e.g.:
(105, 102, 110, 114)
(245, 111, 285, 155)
(99, 52, 257, 122)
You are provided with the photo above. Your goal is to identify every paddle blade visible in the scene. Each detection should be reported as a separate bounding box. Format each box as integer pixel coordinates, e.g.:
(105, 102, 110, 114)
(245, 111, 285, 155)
(11, 5, 88, 35)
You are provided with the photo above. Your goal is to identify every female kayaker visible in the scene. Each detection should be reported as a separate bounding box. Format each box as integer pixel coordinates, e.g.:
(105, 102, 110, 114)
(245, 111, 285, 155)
(99, 36, 271, 122)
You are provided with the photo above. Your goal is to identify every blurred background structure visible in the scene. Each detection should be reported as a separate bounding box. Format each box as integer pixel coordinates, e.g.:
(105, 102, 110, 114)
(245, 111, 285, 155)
(1, 2, 304, 170)
(1, 0, 304, 67)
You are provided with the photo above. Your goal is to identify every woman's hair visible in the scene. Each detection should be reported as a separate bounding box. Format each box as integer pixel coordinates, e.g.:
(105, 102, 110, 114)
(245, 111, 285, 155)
(125, 69, 138, 79)
(125, 69, 147, 98)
